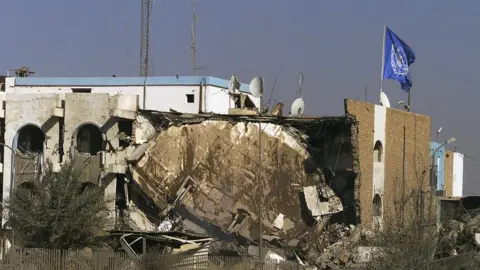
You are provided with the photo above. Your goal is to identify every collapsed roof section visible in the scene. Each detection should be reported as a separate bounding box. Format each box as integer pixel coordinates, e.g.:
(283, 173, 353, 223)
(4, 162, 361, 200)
(125, 111, 361, 245)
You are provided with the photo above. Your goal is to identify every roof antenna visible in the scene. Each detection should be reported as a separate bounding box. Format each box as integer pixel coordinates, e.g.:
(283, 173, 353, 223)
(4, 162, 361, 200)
(190, 0, 205, 74)
(263, 74, 277, 111)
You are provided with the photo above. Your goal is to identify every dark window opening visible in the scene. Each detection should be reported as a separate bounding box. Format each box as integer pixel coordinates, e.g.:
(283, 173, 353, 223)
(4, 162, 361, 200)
(17, 125, 45, 154)
(234, 95, 241, 108)
(373, 140, 383, 163)
(373, 194, 383, 217)
(186, 94, 195, 103)
(72, 88, 92, 93)
(0, 76, 5, 90)
(58, 118, 65, 163)
(116, 174, 127, 212)
(118, 120, 133, 149)
(76, 124, 102, 155)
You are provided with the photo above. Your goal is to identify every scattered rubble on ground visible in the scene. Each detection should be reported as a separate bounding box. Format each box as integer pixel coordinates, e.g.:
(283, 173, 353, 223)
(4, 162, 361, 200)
(437, 208, 480, 259)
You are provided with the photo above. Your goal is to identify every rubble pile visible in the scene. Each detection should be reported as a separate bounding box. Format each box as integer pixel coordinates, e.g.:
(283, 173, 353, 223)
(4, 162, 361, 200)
(438, 208, 480, 258)
(121, 113, 365, 268)
(297, 222, 374, 269)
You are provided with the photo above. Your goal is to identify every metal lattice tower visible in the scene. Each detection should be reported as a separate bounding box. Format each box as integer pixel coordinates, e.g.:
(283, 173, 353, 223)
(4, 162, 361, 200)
(191, 0, 198, 74)
(140, 0, 152, 77)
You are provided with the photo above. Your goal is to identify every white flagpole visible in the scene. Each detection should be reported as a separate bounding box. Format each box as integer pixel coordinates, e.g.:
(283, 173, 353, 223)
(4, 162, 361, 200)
(380, 25, 387, 99)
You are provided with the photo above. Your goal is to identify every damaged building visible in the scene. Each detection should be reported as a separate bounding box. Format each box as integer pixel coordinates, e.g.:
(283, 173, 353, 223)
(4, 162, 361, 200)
(0, 75, 435, 267)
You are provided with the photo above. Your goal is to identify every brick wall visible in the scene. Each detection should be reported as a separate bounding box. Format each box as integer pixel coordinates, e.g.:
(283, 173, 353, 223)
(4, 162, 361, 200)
(345, 99, 431, 228)
(443, 150, 454, 197)
(384, 106, 431, 221)
(345, 100, 375, 227)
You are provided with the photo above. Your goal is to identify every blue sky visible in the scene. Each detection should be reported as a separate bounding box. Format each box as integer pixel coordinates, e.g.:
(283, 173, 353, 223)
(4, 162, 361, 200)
(2, 0, 479, 195)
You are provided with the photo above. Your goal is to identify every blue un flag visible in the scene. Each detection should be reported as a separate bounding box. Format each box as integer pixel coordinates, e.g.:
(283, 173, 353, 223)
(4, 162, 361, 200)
(383, 27, 416, 92)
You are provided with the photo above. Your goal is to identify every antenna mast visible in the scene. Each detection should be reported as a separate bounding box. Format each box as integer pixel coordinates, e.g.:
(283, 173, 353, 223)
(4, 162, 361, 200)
(140, 0, 152, 77)
(191, 0, 198, 74)
(297, 72, 304, 97)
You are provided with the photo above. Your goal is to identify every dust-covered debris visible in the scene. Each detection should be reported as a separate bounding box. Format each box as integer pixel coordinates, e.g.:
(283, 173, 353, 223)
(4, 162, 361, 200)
(120, 111, 359, 268)
(437, 208, 480, 259)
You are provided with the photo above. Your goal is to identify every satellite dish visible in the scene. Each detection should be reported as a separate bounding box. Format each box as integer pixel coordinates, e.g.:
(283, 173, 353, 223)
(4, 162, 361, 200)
(249, 76, 264, 98)
(290, 97, 305, 117)
(228, 75, 240, 93)
(380, 92, 391, 108)
(290, 72, 305, 117)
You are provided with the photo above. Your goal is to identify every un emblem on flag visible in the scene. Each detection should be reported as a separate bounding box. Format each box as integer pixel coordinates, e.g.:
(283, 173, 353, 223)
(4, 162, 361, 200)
(390, 44, 409, 76)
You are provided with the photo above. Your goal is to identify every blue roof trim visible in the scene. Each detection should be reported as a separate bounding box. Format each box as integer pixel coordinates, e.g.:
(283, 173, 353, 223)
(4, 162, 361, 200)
(14, 76, 251, 93)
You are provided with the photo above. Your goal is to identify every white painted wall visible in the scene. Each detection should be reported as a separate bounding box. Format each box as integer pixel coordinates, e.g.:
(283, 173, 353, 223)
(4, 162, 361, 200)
(371, 105, 387, 230)
(204, 86, 230, 114)
(2, 94, 60, 226)
(1, 92, 137, 227)
(144, 86, 200, 113)
(4, 78, 261, 115)
(452, 152, 464, 197)
(372, 105, 386, 195)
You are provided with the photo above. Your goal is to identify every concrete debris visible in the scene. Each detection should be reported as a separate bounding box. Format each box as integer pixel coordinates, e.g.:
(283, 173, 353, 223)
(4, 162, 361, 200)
(119, 111, 360, 268)
(355, 246, 381, 263)
(124, 202, 156, 231)
(157, 219, 173, 232)
(303, 185, 343, 219)
(265, 250, 286, 263)
(273, 213, 285, 230)
(436, 208, 480, 261)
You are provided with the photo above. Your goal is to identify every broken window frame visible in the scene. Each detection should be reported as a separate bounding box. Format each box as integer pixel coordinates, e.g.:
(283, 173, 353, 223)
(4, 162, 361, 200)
(73, 123, 104, 156)
(16, 124, 45, 156)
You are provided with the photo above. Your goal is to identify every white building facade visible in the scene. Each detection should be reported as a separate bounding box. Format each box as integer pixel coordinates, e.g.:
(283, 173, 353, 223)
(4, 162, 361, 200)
(3, 76, 260, 114)
(0, 75, 260, 227)
(452, 152, 464, 197)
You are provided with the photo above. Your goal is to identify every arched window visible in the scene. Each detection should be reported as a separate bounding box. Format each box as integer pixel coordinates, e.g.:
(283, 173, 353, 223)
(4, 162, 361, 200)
(75, 124, 103, 155)
(372, 194, 383, 217)
(17, 125, 45, 154)
(373, 140, 383, 163)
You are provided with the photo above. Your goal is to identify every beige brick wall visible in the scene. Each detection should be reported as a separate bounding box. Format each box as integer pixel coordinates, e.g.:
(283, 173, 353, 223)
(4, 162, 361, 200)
(443, 151, 454, 197)
(345, 100, 375, 227)
(345, 99, 431, 228)
(384, 107, 431, 222)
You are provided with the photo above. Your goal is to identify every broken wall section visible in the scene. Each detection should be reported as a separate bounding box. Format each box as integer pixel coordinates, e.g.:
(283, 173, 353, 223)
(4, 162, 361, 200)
(304, 118, 359, 225)
(1, 92, 138, 228)
(128, 113, 359, 244)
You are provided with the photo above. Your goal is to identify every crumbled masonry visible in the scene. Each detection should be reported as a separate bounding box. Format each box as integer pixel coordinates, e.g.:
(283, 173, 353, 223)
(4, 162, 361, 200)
(113, 111, 478, 268)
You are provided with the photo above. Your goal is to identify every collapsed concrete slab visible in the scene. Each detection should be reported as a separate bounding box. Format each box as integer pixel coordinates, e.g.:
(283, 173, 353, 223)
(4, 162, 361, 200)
(115, 111, 362, 267)
(303, 185, 343, 218)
